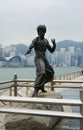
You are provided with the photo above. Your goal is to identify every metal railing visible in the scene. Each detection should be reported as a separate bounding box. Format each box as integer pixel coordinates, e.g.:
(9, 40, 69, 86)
(0, 71, 83, 130)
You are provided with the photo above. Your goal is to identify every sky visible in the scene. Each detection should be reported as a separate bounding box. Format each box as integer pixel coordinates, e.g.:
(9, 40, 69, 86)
(0, 0, 83, 46)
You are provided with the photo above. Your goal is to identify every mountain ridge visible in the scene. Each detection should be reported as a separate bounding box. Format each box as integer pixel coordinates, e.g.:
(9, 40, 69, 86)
(56, 40, 83, 51)
(14, 40, 83, 55)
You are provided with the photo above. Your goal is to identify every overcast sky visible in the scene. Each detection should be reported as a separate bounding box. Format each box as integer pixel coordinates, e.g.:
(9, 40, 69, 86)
(0, 0, 83, 46)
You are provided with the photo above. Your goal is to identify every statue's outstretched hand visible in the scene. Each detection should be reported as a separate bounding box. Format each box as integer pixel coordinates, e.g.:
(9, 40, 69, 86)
(25, 53, 27, 55)
(25, 49, 31, 55)
(51, 39, 56, 45)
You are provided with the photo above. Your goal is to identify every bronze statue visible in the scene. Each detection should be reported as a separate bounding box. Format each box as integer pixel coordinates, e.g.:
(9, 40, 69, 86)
(25, 25, 56, 97)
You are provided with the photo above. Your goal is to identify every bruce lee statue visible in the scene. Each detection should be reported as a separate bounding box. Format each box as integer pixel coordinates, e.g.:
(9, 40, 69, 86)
(25, 25, 56, 97)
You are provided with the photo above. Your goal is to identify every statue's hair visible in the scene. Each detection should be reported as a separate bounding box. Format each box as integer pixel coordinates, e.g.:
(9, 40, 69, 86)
(37, 25, 46, 33)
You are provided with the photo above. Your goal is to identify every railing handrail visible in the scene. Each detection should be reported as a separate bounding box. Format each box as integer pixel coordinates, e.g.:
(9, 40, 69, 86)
(53, 79, 83, 83)
(0, 107, 82, 119)
(0, 80, 13, 84)
(0, 79, 83, 84)
(0, 96, 82, 106)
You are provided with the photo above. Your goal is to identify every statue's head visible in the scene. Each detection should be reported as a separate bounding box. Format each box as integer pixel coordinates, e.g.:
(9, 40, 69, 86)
(37, 25, 46, 34)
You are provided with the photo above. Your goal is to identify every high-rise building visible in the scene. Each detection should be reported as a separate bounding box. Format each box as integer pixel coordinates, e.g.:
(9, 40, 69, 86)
(77, 56, 83, 67)
(60, 48, 66, 66)
(75, 46, 81, 57)
(71, 55, 76, 66)
(10, 45, 16, 57)
(4, 46, 10, 57)
(55, 51, 62, 66)
(0, 44, 4, 57)
(68, 47, 75, 55)
(65, 52, 71, 66)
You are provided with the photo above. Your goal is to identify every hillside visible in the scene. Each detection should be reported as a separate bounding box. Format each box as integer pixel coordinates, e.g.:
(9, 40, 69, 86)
(56, 40, 83, 51)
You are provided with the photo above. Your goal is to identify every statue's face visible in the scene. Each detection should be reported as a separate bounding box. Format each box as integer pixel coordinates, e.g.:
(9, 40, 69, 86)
(38, 30, 45, 39)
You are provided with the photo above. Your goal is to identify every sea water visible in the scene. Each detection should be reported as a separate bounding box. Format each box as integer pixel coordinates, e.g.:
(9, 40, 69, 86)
(0, 67, 82, 81)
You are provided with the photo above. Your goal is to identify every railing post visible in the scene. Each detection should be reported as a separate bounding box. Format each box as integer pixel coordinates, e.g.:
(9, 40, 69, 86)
(9, 87, 12, 96)
(26, 87, 29, 96)
(13, 73, 17, 96)
(51, 81, 54, 91)
(66, 74, 68, 80)
(80, 84, 83, 130)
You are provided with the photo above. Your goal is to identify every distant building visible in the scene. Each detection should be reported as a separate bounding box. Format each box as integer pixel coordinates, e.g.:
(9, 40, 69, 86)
(60, 48, 66, 66)
(0, 45, 4, 57)
(0, 56, 24, 67)
(77, 56, 83, 67)
(0, 57, 8, 67)
(65, 52, 71, 66)
(4, 45, 16, 57)
(71, 55, 76, 66)
(75, 46, 81, 58)
(4, 46, 10, 57)
(55, 51, 61, 66)
(10, 45, 16, 57)
(68, 47, 75, 55)
(27, 55, 35, 67)
(8, 56, 22, 67)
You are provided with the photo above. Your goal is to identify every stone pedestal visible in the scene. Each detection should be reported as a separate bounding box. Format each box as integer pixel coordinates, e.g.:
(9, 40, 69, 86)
(5, 90, 62, 130)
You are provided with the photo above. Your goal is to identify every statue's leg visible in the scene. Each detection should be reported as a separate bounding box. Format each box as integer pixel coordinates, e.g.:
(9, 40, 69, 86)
(40, 85, 47, 92)
(32, 57, 48, 96)
(32, 88, 39, 97)
(44, 58, 54, 83)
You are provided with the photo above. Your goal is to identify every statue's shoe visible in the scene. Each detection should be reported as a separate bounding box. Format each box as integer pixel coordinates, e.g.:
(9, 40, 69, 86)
(32, 89, 38, 97)
(41, 88, 47, 93)
(32, 92, 38, 97)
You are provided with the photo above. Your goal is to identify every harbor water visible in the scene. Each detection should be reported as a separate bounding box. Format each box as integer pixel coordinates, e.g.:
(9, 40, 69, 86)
(0, 66, 83, 81)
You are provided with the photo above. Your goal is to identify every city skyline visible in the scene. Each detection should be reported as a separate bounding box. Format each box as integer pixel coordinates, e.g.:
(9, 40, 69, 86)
(0, 43, 83, 67)
(0, 39, 83, 67)
(0, 0, 83, 46)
